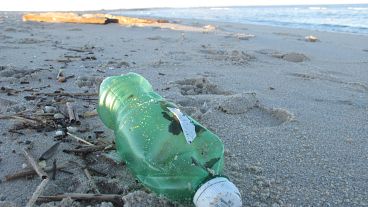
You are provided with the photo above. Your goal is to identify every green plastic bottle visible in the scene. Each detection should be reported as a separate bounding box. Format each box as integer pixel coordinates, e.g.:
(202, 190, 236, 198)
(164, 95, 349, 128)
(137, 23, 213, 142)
(98, 73, 241, 207)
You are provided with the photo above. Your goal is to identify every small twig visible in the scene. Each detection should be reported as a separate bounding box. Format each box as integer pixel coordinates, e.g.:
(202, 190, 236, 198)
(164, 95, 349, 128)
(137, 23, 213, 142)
(4, 161, 70, 181)
(23, 149, 48, 179)
(37, 193, 124, 205)
(74, 108, 81, 125)
(63, 144, 113, 154)
(84, 168, 100, 194)
(66, 102, 76, 123)
(0, 115, 39, 125)
(33, 92, 98, 97)
(58, 169, 74, 175)
(22, 148, 49, 207)
(67, 132, 94, 146)
(52, 160, 57, 180)
(27, 178, 49, 207)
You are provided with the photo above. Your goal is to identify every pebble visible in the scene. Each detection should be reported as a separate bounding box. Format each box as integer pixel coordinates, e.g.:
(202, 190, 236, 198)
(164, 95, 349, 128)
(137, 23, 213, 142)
(44, 106, 57, 113)
(55, 130, 65, 136)
(22, 163, 27, 169)
(67, 126, 78, 133)
(54, 113, 65, 119)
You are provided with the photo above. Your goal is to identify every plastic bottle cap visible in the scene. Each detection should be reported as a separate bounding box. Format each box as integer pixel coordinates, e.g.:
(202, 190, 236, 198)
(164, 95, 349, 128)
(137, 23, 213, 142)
(193, 177, 242, 207)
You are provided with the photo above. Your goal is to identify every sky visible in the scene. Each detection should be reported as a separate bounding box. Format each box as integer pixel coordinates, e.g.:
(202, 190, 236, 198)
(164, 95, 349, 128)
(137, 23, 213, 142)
(1, 0, 367, 11)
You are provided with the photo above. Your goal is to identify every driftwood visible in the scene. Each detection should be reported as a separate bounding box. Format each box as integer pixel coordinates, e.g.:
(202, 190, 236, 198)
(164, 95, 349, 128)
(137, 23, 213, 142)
(22, 12, 167, 25)
(27, 179, 49, 207)
(33, 92, 98, 97)
(67, 132, 94, 146)
(37, 193, 124, 205)
(22, 12, 108, 24)
(23, 149, 49, 207)
(66, 102, 76, 123)
(84, 168, 100, 194)
(23, 149, 48, 179)
(63, 145, 111, 154)
(21, 13, 214, 33)
(4, 161, 70, 181)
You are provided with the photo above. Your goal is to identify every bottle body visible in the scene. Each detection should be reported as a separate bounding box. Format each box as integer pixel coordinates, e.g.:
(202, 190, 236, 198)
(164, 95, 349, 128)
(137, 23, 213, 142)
(98, 73, 224, 202)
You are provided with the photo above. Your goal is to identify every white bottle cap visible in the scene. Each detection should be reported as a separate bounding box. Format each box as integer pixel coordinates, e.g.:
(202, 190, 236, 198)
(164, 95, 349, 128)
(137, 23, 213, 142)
(193, 177, 242, 207)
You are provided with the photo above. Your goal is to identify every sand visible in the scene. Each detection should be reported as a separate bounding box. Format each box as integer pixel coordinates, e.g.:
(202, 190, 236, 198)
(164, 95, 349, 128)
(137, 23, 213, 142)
(0, 11, 367, 207)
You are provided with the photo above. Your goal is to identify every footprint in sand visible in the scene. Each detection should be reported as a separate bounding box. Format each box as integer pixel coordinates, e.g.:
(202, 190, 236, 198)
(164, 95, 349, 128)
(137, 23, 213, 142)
(17, 38, 45, 44)
(288, 72, 368, 93)
(172, 77, 295, 127)
(257, 49, 309, 62)
(199, 47, 255, 65)
(75, 76, 104, 92)
(174, 77, 231, 95)
(0, 97, 27, 113)
(213, 94, 295, 127)
(0, 65, 44, 82)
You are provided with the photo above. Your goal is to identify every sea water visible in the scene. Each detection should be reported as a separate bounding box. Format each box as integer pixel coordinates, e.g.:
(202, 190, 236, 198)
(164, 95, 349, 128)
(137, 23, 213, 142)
(112, 4, 368, 34)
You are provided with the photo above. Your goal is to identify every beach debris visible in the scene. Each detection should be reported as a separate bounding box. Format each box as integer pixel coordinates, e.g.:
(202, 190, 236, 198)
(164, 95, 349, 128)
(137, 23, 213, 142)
(67, 132, 94, 146)
(51, 160, 57, 180)
(53, 113, 65, 119)
(37, 193, 124, 206)
(44, 106, 57, 113)
(22, 148, 49, 207)
(55, 130, 65, 137)
(84, 168, 101, 194)
(305, 35, 319, 42)
(83, 109, 98, 118)
(22, 12, 167, 25)
(4, 161, 70, 181)
(66, 102, 79, 124)
(67, 126, 78, 133)
(23, 12, 109, 24)
(22, 12, 215, 32)
(39, 142, 61, 161)
(63, 144, 114, 155)
(0, 86, 19, 96)
(56, 70, 66, 82)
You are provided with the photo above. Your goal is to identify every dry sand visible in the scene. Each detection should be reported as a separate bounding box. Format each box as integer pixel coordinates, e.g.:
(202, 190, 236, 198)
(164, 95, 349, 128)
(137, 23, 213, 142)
(0, 11, 367, 207)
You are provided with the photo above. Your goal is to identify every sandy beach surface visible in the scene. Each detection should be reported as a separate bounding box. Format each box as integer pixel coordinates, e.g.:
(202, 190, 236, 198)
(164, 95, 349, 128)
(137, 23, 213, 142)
(0, 11, 367, 207)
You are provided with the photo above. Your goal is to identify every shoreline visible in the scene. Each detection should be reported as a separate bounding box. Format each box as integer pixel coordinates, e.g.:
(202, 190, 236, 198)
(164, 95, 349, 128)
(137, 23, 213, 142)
(0, 11, 367, 207)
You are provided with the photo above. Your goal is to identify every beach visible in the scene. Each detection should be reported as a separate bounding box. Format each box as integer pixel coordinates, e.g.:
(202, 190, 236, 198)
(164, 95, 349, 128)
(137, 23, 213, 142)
(0, 11, 367, 206)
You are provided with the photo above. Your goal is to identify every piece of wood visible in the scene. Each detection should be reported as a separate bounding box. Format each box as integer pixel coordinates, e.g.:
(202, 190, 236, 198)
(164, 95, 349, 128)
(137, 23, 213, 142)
(108, 14, 168, 25)
(33, 92, 98, 97)
(84, 168, 100, 194)
(23, 12, 108, 24)
(51, 160, 57, 180)
(4, 161, 69, 181)
(37, 193, 124, 205)
(67, 132, 94, 146)
(66, 102, 76, 123)
(0, 115, 39, 125)
(74, 108, 81, 125)
(26, 178, 49, 207)
(63, 145, 110, 154)
(23, 149, 48, 179)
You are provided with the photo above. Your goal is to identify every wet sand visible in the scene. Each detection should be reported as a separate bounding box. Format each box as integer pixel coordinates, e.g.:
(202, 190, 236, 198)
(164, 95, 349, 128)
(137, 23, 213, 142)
(0, 11, 368, 207)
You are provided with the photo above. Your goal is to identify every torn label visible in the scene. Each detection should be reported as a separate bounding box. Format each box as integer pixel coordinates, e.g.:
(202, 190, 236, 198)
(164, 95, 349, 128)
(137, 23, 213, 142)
(167, 107, 197, 144)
